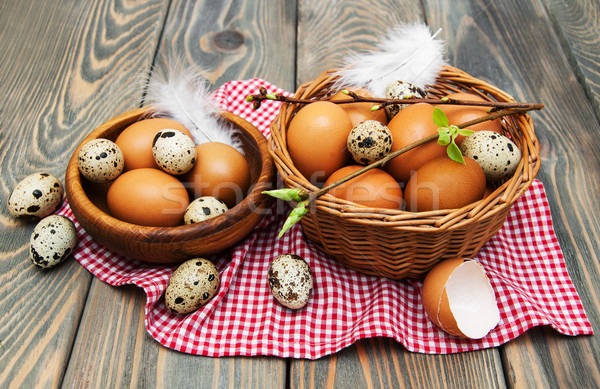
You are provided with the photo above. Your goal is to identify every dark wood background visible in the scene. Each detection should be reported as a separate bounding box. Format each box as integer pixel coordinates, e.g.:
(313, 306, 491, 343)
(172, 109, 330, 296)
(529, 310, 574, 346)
(1, 0, 599, 387)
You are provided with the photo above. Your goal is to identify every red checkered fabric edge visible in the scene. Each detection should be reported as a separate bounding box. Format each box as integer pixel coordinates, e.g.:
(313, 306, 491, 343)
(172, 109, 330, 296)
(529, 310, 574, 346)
(56, 79, 593, 358)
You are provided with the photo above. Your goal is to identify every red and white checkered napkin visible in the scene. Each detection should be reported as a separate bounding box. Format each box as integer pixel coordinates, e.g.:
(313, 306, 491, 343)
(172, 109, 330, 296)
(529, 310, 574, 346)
(57, 79, 593, 358)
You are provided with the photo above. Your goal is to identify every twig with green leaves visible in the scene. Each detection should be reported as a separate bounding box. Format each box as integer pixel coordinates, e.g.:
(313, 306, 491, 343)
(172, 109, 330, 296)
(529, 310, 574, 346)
(255, 91, 544, 237)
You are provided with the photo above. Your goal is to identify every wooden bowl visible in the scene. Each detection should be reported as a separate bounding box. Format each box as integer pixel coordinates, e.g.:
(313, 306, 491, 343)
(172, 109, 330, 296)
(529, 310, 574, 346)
(65, 107, 275, 264)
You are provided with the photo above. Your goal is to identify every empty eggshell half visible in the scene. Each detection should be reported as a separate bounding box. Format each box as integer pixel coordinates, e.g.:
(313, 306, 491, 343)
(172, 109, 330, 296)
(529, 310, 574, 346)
(422, 258, 500, 339)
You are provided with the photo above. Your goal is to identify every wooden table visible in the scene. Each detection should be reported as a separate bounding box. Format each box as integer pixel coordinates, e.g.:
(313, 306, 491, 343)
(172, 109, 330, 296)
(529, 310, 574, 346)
(1, 0, 599, 387)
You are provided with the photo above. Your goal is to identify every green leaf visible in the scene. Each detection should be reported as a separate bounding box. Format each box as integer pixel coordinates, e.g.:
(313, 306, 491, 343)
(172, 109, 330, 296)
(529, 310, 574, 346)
(447, 141, 465, 164)
(245, 95, 254, 102)
(437, 128, 451, 146)
(266, 93, 278, 100)
(370, 105, 381, 111)
(432, 107, 450, 127)
(278, 201, 309, 237)
(457, 128, 475, 137)
(262, 188, 306, 202)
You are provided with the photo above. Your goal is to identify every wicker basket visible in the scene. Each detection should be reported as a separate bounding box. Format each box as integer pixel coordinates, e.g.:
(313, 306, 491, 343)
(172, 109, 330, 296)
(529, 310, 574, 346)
(269, 66, 541, 280)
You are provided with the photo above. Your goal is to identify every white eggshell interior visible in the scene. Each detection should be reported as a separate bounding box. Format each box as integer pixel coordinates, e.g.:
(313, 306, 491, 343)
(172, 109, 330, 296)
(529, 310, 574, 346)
(445, 261, 500, 339)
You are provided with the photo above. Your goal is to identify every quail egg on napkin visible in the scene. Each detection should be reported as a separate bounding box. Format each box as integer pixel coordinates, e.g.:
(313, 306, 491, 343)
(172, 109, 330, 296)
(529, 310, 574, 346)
(165, 258, 220, 314)
(268, 254, 313, 310)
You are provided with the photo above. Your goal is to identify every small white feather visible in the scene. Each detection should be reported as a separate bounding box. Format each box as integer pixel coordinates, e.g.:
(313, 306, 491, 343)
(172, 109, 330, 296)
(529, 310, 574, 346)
(144, 62, 244, 153)
(334, 23, 446, 96)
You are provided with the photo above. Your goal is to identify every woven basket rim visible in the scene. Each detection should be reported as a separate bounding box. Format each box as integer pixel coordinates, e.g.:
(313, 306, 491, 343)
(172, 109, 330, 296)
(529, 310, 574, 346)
(269, 66, 541, 231)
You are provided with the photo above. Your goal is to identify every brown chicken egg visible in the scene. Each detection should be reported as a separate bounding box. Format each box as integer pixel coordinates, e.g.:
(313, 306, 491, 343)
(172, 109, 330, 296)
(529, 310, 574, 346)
(324, 165, 403, 209)
(107, 168, 189, 226)
(437, 92, 502, 145)
(421, 258, 500, 339)
(181, 142, 250, 208)
(287, 101, 353, 185)
(384, 103, 447, 183)
(330, 88, 388, 126)
(404, 156, 486, 212)
(115, 118, 193, 171)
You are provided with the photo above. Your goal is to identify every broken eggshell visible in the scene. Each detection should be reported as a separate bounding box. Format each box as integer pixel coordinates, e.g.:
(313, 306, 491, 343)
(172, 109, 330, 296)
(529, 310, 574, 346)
(421, 258, 500, 339)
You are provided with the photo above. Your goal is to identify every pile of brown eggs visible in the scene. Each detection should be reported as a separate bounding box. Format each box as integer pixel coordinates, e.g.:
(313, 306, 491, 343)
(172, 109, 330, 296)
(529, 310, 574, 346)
(286, 84, 521, 212)
(77, 117, 251, 227)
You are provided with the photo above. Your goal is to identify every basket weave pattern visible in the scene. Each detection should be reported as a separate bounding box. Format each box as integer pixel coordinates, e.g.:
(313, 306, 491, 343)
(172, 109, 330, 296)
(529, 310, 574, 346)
(269, 66, 541, 279)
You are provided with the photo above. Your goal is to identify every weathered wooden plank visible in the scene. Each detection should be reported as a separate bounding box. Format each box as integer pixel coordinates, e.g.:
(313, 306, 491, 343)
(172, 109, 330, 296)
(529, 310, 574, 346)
(0, 0, 169, 387)
(62, 1, 294, 387)
(543, 0, 600, 120)
(291, 1, 506, 388)
(3, 0, 599, 387)
(296, 0, 425, 86)
(291, 338, 505, 389)
(424, 0, 600, 387)
(65, 283, 288, 388)
(153, 0, 297, 92)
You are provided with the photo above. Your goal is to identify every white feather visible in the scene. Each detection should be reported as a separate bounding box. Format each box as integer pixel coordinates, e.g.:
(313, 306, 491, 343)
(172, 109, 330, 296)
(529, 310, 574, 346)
(333, 23, 446, 96)
(144, 62, 243, 153)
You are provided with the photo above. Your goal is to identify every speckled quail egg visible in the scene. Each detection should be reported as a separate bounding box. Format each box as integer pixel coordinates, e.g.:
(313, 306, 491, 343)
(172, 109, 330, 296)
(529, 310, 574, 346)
(30, 215, 78, 268)
(347, 120, 393, 165)
(460, 131, 522, 184)
(268, 254, 313, 310)
(165, 258, 220, 315)
(152, 129, 197, 175)
(184, 196, 228, 224)
(384, 80, 426, 119)
(8, 173, 63, 219)
(78, 138, 124, 183)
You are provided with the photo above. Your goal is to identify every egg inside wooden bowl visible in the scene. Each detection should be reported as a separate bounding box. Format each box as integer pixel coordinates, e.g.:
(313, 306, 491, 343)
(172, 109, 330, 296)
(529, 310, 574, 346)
(65, 107, 275, 264)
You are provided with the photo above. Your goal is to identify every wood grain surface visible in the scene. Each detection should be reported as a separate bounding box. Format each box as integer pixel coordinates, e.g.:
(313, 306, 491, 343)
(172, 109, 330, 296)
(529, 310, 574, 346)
(296, 0, 424, 87)
(544, 0, 600, 118)
(54, 1, 292, 388)
(153, 0, 296, 92)
(427, 0, 600, 387)
(1, 0, 599, 388)
(1, 0, 168, 387)
(291, 2, 503, 388)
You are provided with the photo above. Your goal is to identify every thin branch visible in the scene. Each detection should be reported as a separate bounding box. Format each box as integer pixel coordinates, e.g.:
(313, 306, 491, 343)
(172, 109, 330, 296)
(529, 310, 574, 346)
(246, 88, 543, 111)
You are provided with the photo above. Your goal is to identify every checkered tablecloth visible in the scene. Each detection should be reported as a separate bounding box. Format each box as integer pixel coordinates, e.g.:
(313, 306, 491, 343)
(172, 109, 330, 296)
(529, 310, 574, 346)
(56, 79, 593, 358)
